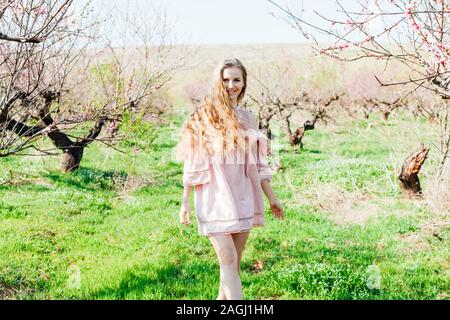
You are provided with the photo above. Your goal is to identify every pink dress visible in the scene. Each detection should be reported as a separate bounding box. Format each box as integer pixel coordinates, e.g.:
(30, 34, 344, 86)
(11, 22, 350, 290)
(182, 106, 273, 236)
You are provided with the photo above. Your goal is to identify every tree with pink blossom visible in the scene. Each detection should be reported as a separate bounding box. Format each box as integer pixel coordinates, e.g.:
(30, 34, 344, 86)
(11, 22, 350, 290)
(269, 0, 449, 193)
(0, 0, 184, 172)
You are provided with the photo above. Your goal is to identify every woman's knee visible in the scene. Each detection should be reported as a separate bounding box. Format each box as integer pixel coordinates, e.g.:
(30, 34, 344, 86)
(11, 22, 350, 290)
(218, 247, 238, 267)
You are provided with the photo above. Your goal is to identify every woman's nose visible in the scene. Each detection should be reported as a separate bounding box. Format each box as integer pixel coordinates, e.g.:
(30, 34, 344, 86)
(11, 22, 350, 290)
(228, 81, 235, 88)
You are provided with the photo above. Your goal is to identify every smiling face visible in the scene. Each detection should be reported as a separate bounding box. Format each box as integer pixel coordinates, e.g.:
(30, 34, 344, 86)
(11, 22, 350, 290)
(222, 67, 244, 105)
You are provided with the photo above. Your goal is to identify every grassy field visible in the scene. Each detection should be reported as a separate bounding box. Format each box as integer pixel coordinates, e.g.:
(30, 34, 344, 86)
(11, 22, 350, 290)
(0, 103, 448, 299)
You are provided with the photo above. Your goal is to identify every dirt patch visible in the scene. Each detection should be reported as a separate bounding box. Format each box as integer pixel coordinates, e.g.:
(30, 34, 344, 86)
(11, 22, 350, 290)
(423, 179, 450, 215)
(398, 232, 432, 252)
(249, 260, 264, 273)
(397, 220, 449, 252)
(421, 221, 450, 241)
(32, 178, 55, 188)
(0, 176, 55, 189)
(113, 174, 155, 197)
(0, 283, 36, 300)
(0, 285, 16, 300)
(310, 184, 379, 226)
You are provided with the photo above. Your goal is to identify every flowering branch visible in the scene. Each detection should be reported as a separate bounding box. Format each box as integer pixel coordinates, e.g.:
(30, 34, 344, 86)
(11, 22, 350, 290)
(269, 0, 450, 98)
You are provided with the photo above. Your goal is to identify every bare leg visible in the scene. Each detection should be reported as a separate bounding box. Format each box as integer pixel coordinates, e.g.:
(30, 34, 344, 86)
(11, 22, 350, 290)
(232, 231, 250, 274)
(217, 277, 227, 300)
(208, 233, 243, 300)
(215, 231, 250, 299)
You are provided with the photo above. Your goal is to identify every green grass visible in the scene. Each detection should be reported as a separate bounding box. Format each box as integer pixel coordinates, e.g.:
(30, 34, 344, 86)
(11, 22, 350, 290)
(0, 111, 448, 300)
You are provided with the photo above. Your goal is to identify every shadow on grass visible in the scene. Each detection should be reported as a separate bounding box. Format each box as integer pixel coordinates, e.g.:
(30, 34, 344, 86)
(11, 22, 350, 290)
(90, 261, 218, 299)
(45, 167, 128, 191)
(0, 183, 54, 193)
(302, 148, 322, 154)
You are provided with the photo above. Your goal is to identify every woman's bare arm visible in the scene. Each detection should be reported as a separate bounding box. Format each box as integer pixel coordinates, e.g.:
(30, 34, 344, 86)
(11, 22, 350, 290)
(182, 185, 192, 203)
(261, 179, 277, 203)
(261, 179, 284, 219)
(179, 185, 192, 224)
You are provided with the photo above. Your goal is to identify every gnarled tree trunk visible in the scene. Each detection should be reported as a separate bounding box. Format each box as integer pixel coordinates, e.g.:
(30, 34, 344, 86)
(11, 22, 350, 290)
(289, 119, 316, 148)
(2, 90, 107, 172)
(398, 146, 429, 196)
(61, 144, 85, 173)
(57, 118, 106, 173)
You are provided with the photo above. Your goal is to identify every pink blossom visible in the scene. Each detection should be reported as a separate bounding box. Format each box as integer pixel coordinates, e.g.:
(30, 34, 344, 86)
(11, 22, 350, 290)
(363, 35, 374, 43)
(125, 77, 134, 100)
(411, 22, 421, 31)
(41, 123, 56, 137)
(31, 6, 47, 16)
(106, 120, 118, 134)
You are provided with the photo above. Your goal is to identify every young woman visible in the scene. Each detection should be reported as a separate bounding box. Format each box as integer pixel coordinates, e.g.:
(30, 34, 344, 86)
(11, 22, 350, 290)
(177, 58, 284, 300)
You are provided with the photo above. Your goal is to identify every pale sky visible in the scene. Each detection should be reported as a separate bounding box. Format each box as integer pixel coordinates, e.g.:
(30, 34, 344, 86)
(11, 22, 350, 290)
(81, 0, 362, 45)
(162, 0, 309, 44)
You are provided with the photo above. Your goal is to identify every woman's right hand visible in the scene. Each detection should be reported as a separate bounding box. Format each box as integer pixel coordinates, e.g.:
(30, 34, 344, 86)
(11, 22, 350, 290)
(179, 199, 191, 225)
(269, 198, 284, 220)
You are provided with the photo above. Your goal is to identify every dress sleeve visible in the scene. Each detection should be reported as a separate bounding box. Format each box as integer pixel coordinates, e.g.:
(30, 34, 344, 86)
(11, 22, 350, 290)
(256, 133, 273, 182)
(247, 110, 273, 182)
(182, 140, 211, 187)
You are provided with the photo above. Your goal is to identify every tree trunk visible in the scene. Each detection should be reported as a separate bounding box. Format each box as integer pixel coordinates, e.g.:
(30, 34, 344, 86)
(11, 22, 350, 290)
(2, 91, 104, 172)
(290, 119, 315, 148)
(259, 120, 272, 140)
(61, 144, 85, 173)
(290, 127, 305, 147)
(398, 146, 429, 196)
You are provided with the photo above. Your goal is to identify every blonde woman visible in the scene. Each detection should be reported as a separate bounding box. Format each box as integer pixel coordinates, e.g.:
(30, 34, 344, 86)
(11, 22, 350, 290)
(177, 58, 284, 300)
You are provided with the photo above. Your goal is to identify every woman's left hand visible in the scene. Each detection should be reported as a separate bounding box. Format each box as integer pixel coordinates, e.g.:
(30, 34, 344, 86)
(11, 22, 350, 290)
(179, 199, 191, 225)
(269, 199, 284, 220)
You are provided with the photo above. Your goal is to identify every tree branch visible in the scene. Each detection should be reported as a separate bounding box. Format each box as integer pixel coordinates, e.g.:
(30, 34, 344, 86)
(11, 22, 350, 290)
(0, 31, 43, 43)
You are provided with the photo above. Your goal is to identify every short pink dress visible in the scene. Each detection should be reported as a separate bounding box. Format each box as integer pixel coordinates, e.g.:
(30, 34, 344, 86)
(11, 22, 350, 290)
(182, 106, 273, 236)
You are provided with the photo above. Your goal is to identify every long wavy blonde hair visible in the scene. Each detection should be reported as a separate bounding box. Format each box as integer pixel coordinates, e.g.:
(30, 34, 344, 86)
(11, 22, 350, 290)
(177, 58, 248, 161)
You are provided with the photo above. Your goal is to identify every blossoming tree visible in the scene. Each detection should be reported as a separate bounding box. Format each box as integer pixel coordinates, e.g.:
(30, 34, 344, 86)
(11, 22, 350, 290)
(0, 0, 183, 172)
(270, 0, 450, 194)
